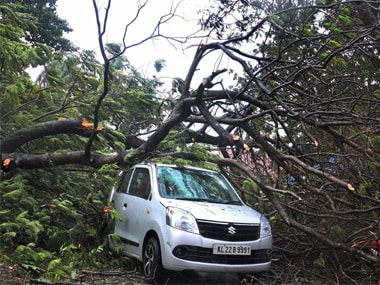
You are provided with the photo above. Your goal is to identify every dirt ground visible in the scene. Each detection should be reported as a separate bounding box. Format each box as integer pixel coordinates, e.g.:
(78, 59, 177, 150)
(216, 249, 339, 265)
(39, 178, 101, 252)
(0, 261, 265, 285)
(4, 259, 377, 284)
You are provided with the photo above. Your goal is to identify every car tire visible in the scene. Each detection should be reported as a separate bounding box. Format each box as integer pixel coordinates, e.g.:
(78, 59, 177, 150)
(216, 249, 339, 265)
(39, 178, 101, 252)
(143, 237, 166, 283)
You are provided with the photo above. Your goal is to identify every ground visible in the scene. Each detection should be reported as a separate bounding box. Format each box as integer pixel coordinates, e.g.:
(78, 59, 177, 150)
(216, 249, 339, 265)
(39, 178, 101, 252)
(1, 259, 378, 284)
(0, 261, 272, 285)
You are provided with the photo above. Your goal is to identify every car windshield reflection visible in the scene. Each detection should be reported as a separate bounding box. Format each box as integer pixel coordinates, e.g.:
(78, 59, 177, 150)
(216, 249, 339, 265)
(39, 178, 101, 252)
(157, 166, 242, 205)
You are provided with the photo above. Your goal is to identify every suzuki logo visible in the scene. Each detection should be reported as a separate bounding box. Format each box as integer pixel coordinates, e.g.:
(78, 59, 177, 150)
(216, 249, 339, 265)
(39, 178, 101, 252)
(227, 226, 236, 235)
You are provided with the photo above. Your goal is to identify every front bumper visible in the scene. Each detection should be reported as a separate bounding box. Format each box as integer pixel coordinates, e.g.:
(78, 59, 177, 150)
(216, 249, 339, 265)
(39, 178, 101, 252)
(160, 225, 272, 272)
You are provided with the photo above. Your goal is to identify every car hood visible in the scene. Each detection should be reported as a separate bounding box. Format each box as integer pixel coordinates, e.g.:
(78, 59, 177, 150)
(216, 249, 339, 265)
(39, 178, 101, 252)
(160, 198, 261, 224)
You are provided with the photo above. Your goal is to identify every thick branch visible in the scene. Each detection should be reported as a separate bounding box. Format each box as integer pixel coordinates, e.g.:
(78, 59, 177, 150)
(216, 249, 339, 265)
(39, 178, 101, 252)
(1, 151, 119, 171)
(137, 98, 193, 156)
(1, 119, 99, 153)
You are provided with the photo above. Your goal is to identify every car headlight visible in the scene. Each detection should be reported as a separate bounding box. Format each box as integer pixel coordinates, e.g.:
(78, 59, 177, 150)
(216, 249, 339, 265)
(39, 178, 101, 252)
(166, 207, 199, 234)
(260, 215, 272, 238)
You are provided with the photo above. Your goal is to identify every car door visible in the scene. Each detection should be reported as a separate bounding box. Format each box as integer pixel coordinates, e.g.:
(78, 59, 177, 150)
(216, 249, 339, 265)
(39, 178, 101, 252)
(112, 166, 152, 257)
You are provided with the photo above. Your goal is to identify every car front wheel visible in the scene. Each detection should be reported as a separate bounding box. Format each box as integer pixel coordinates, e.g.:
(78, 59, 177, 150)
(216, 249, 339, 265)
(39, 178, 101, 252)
(143, 237, 164, 282)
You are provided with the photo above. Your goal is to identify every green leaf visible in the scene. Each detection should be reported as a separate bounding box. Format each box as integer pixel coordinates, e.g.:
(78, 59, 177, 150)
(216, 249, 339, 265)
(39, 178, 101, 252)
(1, 231, 17, 241)
(303, 29, 313, 36)
(0, 222, 19, 231)
(106, 43, 122, 56)
(267, 14, 284, 25)
(313, 253, 325, 267)
(328, 40, 341, 48)
(0, 210, 11, 217)
(153, 59, 166, 72)
(2, 189, 23, 202)
(47, 258, 62, 272)
(243, 179, 259, 192)
(337, 15, 351, 25)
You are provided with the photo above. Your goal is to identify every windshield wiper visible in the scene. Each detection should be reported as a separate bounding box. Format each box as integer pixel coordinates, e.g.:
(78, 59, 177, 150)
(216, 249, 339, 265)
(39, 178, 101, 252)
(223, 200, 242, 205)
(177, 197, 212, 202)
(176, 197, 241, 205)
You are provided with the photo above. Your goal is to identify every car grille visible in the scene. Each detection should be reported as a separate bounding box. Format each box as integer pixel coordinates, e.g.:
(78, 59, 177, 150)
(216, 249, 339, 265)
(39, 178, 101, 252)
(172, 246, 271, 264)
(197, 220, 260, 241)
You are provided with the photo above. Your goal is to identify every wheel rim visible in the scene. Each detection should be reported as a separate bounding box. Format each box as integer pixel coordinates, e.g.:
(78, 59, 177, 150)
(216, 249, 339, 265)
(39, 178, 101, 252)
(144, 243, 154, 277)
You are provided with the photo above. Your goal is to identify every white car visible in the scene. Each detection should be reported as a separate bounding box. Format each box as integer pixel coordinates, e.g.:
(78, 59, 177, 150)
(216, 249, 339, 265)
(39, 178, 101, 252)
(108, 162, 272, 281)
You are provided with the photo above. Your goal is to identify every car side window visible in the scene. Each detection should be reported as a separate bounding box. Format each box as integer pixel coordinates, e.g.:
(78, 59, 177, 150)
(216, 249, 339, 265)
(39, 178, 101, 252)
(128, 168, 151, 199)
(116, 170, 133, 193)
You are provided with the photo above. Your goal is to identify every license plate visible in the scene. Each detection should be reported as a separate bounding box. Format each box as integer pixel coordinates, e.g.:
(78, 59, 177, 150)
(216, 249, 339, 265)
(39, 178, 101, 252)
(212, 244, 251, 255)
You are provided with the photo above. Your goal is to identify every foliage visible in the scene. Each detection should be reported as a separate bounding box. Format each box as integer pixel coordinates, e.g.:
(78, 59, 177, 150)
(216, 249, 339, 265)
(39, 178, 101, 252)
(4, 0, 75, 51)
(0, 165, 113, 278)
(0, 2, 160, 279)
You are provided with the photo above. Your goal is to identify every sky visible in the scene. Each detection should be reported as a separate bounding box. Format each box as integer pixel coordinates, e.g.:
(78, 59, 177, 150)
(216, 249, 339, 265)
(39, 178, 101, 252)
(55, 0, 219, 85)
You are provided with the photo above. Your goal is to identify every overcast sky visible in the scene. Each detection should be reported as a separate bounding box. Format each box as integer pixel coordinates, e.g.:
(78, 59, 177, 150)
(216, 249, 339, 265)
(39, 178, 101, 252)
(56, 0, 216, 84)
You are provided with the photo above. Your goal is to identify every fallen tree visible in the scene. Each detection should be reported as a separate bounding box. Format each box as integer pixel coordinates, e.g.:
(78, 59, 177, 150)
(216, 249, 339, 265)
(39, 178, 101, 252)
(1, 0, 379, 283)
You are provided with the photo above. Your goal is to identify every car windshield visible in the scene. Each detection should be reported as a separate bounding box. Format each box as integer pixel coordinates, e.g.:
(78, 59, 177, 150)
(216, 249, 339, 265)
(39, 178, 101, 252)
(157, 166, 242, 204)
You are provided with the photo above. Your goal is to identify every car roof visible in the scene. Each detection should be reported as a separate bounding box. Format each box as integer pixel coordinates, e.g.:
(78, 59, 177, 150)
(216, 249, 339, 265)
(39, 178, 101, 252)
(132, 162, 220, 173)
